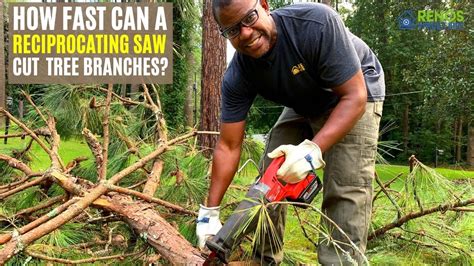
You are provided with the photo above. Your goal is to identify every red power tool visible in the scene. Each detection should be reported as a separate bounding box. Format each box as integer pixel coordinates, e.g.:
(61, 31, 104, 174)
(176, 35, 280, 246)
(204, 155, 322, 264)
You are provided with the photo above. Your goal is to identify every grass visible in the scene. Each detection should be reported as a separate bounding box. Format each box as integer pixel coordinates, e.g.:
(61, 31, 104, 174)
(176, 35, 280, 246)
(0, 133, 92, 172)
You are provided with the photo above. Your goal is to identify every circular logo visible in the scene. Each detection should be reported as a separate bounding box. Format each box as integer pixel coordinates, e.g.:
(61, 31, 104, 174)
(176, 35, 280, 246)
(402, 18, 411, 26)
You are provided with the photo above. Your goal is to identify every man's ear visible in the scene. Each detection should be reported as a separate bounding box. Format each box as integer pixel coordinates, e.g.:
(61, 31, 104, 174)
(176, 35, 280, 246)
(260, 0, 270, 13)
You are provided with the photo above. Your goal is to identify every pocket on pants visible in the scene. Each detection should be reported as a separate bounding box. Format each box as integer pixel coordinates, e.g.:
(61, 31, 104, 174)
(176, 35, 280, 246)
(325, 134, 376, 187)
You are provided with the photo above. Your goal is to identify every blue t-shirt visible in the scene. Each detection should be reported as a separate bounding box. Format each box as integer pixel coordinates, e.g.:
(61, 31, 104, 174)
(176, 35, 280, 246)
(221, 3, 385, 123)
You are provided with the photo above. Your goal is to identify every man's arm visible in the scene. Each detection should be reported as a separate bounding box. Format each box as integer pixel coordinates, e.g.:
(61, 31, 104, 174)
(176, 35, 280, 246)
(312, 70, 367, 152)
(207, 121, 246, 207)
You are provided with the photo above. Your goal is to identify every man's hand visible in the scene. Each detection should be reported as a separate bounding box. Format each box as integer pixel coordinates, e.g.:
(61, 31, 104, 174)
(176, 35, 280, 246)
(196, 204, 222, 249)
(267, 139, 325, 183)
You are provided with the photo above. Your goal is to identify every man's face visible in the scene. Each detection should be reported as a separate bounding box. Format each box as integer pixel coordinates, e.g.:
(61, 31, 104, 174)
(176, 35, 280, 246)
(216, 0, 277, 59)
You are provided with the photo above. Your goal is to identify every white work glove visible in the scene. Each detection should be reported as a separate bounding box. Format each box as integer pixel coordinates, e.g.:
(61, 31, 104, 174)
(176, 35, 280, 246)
(196, 204, 222, 249)
(267, 139, 325, 183)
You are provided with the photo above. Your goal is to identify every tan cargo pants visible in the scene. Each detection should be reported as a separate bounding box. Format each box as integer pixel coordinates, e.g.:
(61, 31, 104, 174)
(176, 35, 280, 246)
(255, 101, 383, 265)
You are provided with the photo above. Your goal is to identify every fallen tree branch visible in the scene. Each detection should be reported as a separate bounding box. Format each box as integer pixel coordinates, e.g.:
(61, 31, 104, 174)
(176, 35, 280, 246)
(98, 84, 113, 181)
(374, 172, 403, 218)
(25, 246, 147, 264)
(14, 195, 66, 218)
(0, 197, 78, 245)
(0, 154, 35, 176)
(0, 176, 47, 201)
(107, 184, 197, 216)
(0, 131, 198, 264)
(99, 194, 204, 264)
(369, 197, 474, 240)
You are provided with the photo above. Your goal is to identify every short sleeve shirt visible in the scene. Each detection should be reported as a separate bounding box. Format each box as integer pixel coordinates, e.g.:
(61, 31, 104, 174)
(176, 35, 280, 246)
(221, 3, 385, 123)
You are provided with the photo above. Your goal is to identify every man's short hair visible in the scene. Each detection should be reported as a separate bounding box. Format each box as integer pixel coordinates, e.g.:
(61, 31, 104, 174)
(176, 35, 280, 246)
(212, 0, 235, 24)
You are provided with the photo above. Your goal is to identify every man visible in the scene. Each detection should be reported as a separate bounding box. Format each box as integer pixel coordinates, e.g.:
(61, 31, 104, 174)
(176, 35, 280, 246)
(196, 0, 385, 264)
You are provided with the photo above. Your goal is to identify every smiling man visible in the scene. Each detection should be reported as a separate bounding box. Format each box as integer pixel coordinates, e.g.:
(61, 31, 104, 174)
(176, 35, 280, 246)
(196, 0, 385, 265)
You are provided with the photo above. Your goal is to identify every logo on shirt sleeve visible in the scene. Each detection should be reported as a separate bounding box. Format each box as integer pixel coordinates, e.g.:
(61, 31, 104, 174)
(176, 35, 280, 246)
(291, 63, 306, 75)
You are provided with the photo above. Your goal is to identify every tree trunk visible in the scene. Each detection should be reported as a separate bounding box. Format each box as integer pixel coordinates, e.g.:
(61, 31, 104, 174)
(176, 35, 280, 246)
(402, 104, 410, 154)
(198, 0, 226, 157)
(468, 123, 474, 167)
(184, 55, 196, 127)
(0, 1, 5, 127)
(100, 194, 205, 264)
(456, 116, 463, 163)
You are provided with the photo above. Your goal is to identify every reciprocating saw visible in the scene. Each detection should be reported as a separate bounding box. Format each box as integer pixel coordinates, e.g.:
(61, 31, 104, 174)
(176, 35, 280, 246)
(205, 155, 322, 264)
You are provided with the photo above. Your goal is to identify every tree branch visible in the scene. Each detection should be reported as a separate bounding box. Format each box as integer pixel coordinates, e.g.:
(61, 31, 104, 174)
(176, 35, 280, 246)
(98, 84, 113, 181)
(369, 197, 474, 240)
(106, 184, 197, 216)
(25, 246, 147, 264)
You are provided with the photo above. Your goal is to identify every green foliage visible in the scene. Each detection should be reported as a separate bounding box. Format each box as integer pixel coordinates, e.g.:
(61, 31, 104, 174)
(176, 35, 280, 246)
(347, 0, 473, 164)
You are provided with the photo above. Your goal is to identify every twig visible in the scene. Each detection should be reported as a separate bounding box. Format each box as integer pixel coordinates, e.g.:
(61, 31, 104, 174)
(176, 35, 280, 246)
(21, 90, 48, 124)
(95, 86, 142, 107)
(106, 185, 197, 216)
(127, 179, 147, 190)
(374, 171, 403, 218)
(142, 84, 167, 142)
(98, 84, 113, 181)
(25, 246, 147, 264)
(82, 128, 103, 174)
(450, 207, 474, 212)
(293, 207, 318, 249)
(394, 234, 445, 253)
(14, 195, 66, 218)
(409, 156, 423, 212)
(401, 228, 471, 256)
(373, 172, 403, 203)
(369, 197, 474, 240)
(0, 173, 42, 191)
(0, 197, 79, 245)
(65, 157, 89, 174)
(0, 176, 47, 200)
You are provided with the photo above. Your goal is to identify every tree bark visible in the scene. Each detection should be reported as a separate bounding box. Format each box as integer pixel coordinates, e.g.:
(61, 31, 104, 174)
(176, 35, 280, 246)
(402, 104, 410, 154)
(468, 123, 474, 166)
(198, 0, 226, 157)
(456, 116, 463, 163)
(184, 55, 196, 127)
(99, 194, 205, 264)
(0, 1, 6, 127)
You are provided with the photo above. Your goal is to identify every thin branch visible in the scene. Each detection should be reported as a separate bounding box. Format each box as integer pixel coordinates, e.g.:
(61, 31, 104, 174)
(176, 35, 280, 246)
(374, 172, 403, 218)
(0, 154, 35, 176)
(293, 207, 318, 249)
(400, 228, 471, 256)
(14, 195, 66, 218)
(142, 160, 164, 196)
(106, 185, 197, 216)
(0, 176, 47, 200)
(0, 197, 78, 245)
(82, 128, 103, 174)
(21, 90, 47, 124)
(99, 84, 113, 181)
(0, 108, 53, 161)
(25, 246, 147, 264)
(0, 173, 42, 192)
(373, 172, 403, 203)
(369, 197, 474, 240)
(95, 86, 143, 107)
